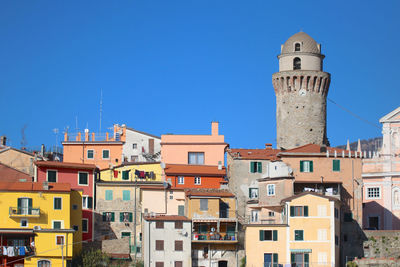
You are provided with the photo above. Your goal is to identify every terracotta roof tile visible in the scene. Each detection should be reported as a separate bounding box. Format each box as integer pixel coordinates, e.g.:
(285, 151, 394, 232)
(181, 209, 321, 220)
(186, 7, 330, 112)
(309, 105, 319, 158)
(0, 181, 71, 192)
(35, 161, 97, 170)
(164, 164, 226, 176)
(279, 144, 357, 157)
(144, 215, 191, 221)
(186, 188, 235, 197)
(228, 148, 281, 160)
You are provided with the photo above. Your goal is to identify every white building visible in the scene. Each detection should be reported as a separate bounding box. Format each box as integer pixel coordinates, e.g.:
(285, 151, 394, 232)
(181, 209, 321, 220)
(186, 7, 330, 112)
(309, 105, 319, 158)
(143, 215, 191, 267)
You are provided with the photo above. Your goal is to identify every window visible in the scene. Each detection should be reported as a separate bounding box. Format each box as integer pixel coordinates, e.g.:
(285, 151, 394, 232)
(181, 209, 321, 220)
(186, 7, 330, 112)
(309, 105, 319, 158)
(102, 212, 115, 222)
(267, 184, 275, 196)
(175, 221, 183, 229)
(17, 197, 32, 215)
(367, 187, 381, 199)
(250, 162, 262, 173)
(73, 225, 79, 231)
(318, 252, 327, 265)
(87, 149, 94, 159)
(105, 190, 113, 200)
(131, 155, 138, 162)
(132, 143, 137, 149)
(194, 176, 201, 185)
(54, 197, 62, 210)
(175, 240, 183, 251)
(20, 219, 28, 227)
(178, 205, 185, 216)
(82, 219, 88, 232)
(259, 230, 278, 241)
(293, 57, 301, 70)
(251, 210, 259, 222)
(56, 235, 64, 245)
(82, 196, 93, 209)
(102, 149, 110, 159)
(249, 188, 258, 199)
(175, 262, 183, 267)
(300, 160, 313, 172)
(294, 230, 304, 241)
(318, 229, 327, 241)
(317, 205, 327, 216)
(78, 172, 89, 185)
(177, 176, 184, 185)
(38, 260, 51, 267)
(72, 204, 78, 210)
(268, 211, 275, 217)
(120, 212, 133, 222)
(188, 152, 204, 165)
(47, 170, 57, 182)
(291, 253, 309, 266)
(122, 170, 130, 180)
(155, 240, 164, 251)
(290, 206, 308, 217)
(333, 159, 340, 171)
(156, 221, 164, 229)
(53, 221, 62, 229)
(155, 263, 164, 267)
(295, 43, 301, 51)
(200, 199, 208, 211)
(123, 190, 130, 201)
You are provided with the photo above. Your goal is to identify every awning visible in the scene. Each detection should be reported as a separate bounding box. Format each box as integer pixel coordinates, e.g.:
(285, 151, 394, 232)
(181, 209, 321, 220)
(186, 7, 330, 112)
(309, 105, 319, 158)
(0, 229, 35, 235)
(290, 249, 312, 253)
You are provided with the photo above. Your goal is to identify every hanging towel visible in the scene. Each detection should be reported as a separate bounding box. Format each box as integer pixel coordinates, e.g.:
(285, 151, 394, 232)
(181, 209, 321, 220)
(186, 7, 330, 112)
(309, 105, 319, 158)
(150, 171, 155, 179)
(19, 246, 25, 256)
(135, 170, 140, 177)
(139, 171, 145, 178)
(113, 170, 118, 178)
(145, 172, 150, 178)
(7, 246, 14, 257)
(3, 246, 7, 255)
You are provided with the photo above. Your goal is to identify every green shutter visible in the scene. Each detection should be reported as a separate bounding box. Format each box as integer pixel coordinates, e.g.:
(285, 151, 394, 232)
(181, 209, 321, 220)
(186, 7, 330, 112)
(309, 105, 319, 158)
(250, 162, 255, 173)
(259, 230, 264, 241)
(304, 253, 309, 263)
(273, 253, 278, 265)
(310, 161, 313, 172)
(304, 206, 308, 217)
(290, 206, 294, 217)
(111, 212, 115, 222)
(122, 171, 129, 180)
(88, 197, 93, 209)
(257, 162, 262, 173)
(129, 212, 133, 222)
(300, 230, 304, 240)
(291, 253, 295, 263)
(333, 160, 340, 171)
(18, 198, 22, 209)
(120, 213, 124, 222)
(273, 230, 278, 241)
(300, 161, 304, 172)
(102, 212, 106, 221)
(28, 198, 32, 214)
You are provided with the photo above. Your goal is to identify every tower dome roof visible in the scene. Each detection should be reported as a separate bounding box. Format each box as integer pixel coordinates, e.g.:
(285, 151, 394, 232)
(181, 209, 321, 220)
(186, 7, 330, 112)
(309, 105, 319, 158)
(282, 32, 320, 54)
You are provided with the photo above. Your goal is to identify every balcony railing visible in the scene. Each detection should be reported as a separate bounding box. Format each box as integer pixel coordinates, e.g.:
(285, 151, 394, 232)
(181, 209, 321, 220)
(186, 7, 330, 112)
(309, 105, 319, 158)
(9, 207, 40, 217)
(192, 232, 238, 242)
(246, 215, 287, 225)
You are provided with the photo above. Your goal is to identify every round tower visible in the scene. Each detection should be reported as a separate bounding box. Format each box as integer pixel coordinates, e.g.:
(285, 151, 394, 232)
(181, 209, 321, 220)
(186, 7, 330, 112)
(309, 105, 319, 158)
(272, 32, 331, 149)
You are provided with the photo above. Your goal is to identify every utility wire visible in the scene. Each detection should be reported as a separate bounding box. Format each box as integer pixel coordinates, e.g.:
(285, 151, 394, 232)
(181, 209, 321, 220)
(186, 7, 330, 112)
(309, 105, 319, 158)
(327, 98, 381, 130)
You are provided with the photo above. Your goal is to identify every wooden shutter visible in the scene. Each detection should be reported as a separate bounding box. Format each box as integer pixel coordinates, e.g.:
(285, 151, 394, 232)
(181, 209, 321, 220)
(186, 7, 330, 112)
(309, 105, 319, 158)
(28, 198, 32, 214)
(304, 253, 309, 264)
(120, 213, 124, 222)
(250, 162, 255, 173)
(310, 161, 313, 172)
(155, 240, 164, 251)
(149, 139, 154, 155)
(111, 212, 115, 222)
(156, 221, 164, 229)
(290, 206, 294, 217)
(273, 230, 278, 241)
(18, 198, 22, 210)
(129, 212, 133, 222)
(175, 262, 183, 267)
(273, 253, 278, 265)
(291, 253, 295, 264)
(155, 262, 164, 267)
(304, 206, 309, 217)
(257, 162, 262, 173)
(259, 230, 264, 241)
(300, 161, 304, 172)
(175, 221, 183, 229)
(175, 240, 183, 251)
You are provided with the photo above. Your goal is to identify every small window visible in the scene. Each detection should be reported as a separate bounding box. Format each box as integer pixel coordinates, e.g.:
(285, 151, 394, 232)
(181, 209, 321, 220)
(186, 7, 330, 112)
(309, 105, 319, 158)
(175, 262, 183, 267)
(295, 230, 304, 241)
(175, 240, 183, 251)
(132, 143, 137, 149)
(78, 172, 89, 185)
(367, 187, 380, 199)
(295, 43, 301, 51)
(72, 204, 78, 210)
(178, 205, 185, 216)
(259, 230, 278, 241)
(155, 240, 164, 251)
(54, 197, 62, 210)
(178, 176, 185, 185)
(53, 221, 62, 229)
(188, 152, 204, 165)
(268, 211, 275, 217)
(82, 219, 88, 232)
(194, 177, 201, 185)
(131, 155, 138, 162)
(120, 212, 133, 222)
(123, 190, 130, 201)
(105, 190, 113, 201)
(290, 206, 308, 217)
(293, 57, 301, 70)
(87, 149, 94, 159)
(56, 235, 64, 245)
(73, 225, 79, 231)
(251, 210, 259, 222)
(250, 162, 262, 173)
(333, 159, 340, 172)
(200, 199, 208, 211)
(300, 161, 313, 172)
(156, 221, 164, 229)
(175, 221, 183, 229)
(82, 196, 93, 209)
(47, 170, 57, 182)
(267, 184, 275, 196)
(249, 188, 258, 199)
(102, 150, 110, 159)
(38, 260, 51, 267)
(102, 212, 115, 222)
(20, 219, 28, 227)
(156, 263, 164, 267)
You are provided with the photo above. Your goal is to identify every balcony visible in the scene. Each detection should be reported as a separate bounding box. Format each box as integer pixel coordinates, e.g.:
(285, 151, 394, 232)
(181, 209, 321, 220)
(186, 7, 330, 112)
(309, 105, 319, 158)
(192, 232, 238, 243)
(246, 215, 287, 225)
(294, 182, 341, 200)
(9, 207, 40, 217)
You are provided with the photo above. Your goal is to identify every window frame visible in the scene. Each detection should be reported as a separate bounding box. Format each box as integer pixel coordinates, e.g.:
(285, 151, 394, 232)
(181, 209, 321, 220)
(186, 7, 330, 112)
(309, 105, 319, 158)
(294, 42, 301, 52)
(174, 240, 183, 251)
(77, 172, 89, 186)
(82, 218, 89, 233)
(259, 230, 278, 241)
(52, 220, 63, 229)
(200, 199, 208, 211)
(194, 176, 201, 185)
(53, 197, 62, 210)
(175, 221, 183, 229)
(250, 161, 262, 173)
(132, 143, 137, 149)
(102, 149, 110, 159)
(55, 235, 65, 245)
(82, 195, 93, 209)
(188, 152, 205, 165)
(155, 240, 164, 251)
(300, 160, 313, 173)
(105, 190, 113, 201)
(267, 184, 275, 196)
(366, 187, 381, 199)
(46, 169, 58, 183)
(87, 149, 94, 159)
(251, 210, 259, 223)
(20, 219, 28, 228)
(177, 176, 185, 185)
(156, 221, 164, 229)
(332, 159, 341, 172)
(249, 188, 259, 199)
(294, 230, 304, 241)
(102, 212, 115, 222)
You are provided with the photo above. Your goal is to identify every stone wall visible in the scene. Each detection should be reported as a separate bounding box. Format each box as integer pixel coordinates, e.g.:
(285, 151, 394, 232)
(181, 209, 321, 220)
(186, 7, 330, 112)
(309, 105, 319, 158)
(102, 238, 130, 254)
(362, 230, 400, 258)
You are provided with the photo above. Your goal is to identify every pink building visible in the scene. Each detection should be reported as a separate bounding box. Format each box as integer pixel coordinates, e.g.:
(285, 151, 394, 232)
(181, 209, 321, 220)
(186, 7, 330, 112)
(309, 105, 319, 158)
(363, 107, 400, 230)
(35, 161, 98, 241)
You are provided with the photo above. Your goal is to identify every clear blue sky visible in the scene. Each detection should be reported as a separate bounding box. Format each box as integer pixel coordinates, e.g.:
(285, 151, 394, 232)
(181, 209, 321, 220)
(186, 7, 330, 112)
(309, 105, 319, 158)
(1, 0, 399, 150)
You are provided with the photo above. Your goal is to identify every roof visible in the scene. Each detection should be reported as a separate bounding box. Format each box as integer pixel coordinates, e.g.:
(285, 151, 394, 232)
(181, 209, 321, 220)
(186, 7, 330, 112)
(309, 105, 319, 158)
(144, 215, 191, 221)
(281, 191, 340, 203)
(379, 107, 400, 123)
(0, 162, 32, 182)
(279, 144, 357, 157)
(282, 32, 320, 54)
(0, 147, 37, 157)
(140, 185, 185, 191)
(126, 127, 161, 139)
(0, 181, 71, 192)
(164, 164, 226, 176)
(186, 188, 235, 198)
(228, 148, 280, 160)
(35, 161, 97, 170)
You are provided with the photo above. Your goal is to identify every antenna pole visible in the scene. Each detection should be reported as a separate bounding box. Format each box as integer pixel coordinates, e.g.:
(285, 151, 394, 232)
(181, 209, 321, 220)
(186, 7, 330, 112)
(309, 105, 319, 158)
(99, 89, 103, 134)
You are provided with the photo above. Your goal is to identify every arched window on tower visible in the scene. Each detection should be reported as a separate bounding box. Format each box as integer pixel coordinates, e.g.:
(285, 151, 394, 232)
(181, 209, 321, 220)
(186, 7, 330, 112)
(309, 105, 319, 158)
(293, 57, 301, 70)
(295, 43, 301, 52)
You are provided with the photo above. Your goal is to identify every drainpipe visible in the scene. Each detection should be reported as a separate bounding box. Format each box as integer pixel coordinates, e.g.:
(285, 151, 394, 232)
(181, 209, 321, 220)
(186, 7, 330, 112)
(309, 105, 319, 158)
(148, 221, 151, 267)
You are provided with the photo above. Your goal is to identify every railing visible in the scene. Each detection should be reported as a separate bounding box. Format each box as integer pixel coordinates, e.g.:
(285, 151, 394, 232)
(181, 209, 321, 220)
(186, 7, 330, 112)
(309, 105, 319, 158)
(192, 232, 237, 242)
(9, 207, 40, 217)
(246, 216, 287, 225)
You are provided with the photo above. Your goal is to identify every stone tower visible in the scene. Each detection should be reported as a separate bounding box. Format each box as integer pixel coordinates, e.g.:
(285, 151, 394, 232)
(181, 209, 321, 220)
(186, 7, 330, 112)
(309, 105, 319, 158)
(272, 32, 330, 149)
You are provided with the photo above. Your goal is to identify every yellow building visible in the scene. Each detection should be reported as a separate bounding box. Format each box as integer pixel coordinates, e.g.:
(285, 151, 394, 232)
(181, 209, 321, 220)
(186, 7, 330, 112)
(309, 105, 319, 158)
(245, 192, 340, 267)
(100, 162, 162, 182)
(0, 181, 82, 267)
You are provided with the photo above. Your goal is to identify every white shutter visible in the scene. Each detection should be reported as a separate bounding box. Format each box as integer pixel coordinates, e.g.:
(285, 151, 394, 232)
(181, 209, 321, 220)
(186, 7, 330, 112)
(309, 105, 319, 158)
(318, 252, 327, 264)
(318, 205, 327, 216)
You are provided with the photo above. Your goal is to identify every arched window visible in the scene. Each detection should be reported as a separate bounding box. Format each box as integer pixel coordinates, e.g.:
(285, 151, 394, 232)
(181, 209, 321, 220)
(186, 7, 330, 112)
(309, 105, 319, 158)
(295, 43, 301, 52)
(293, 57, 301, 70)
(38, 260, 51, 267)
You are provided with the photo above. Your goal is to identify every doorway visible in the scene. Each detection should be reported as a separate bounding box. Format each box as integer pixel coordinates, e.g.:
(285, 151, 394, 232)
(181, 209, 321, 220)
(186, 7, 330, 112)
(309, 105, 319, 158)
(369, 216, 379, 230)
(218, 260, 228, 267)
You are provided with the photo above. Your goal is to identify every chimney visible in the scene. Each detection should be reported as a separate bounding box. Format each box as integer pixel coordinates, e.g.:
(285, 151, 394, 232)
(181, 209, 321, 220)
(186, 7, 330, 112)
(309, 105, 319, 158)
(211, 122, 219, 136)
(218, 161, 222, 170)
(265, 143, 272, 149)
(84, 129, 89, 141)
(40, 144, 45, 156)
(0, 136, 6, 146)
